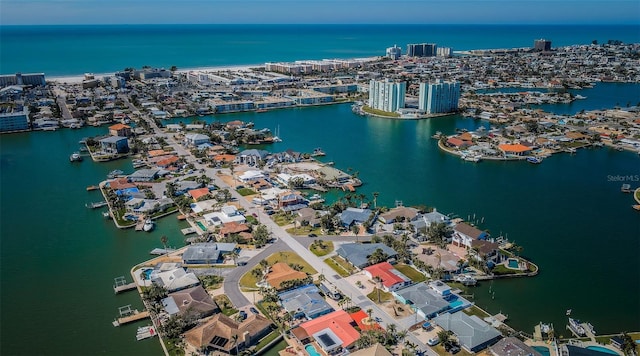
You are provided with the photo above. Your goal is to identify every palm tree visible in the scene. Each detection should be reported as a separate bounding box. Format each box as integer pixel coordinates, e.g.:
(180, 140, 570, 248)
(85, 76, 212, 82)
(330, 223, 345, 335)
(366, 308, 374, 322)
(231, 334, 239, 355)
(374, 276, 383, 303)
(160, 235, 168, 253)
(372, 192, 379, 209)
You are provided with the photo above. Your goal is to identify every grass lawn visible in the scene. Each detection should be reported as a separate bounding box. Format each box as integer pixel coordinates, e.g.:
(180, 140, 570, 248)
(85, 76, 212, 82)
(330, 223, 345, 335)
(272, 212, 295, 226)
(492, 264, 519, 275)
(286, 225, 321, 235)
(463, 304, 491, 319)
(367, 288, 393, 304)
(310, 241, 334, 257)
(325, 256, 355, 277)
(362, 105, 400, 117)
(237, 187, 256, 196)
(239, 251, 317, 290)
(394, 264, 426, 283)
(265, 251, 317, 274)
(325, 258, 350, 277)
(213, 294, 238, 316)
(255, 330, 282, 351)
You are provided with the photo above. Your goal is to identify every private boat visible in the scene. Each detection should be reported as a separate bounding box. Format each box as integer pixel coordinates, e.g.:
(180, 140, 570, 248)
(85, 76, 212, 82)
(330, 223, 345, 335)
(107, 170, 124, 179)
(143, 219, 154, 232)
(462, 153, 482, 162)
(136, 326, 156, 341)
(527, 156, 543, 164)
(621, 184, 631, 193)
(568, 318, 586, 336)
(311, 148, 326, 157)
(69, 152, 83, 162)
(454, 274, 477, 286)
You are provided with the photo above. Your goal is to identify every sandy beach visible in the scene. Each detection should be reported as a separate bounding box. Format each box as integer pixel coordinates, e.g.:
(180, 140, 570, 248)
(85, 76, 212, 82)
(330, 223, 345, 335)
(48, 64, 263, 84)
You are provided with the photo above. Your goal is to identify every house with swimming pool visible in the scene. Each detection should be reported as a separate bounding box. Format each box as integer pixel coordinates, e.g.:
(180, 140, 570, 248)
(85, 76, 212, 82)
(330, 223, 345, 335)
(434, 312, 502, 353)
(292, 309, 360, 355)
(393, 281, 472, 320)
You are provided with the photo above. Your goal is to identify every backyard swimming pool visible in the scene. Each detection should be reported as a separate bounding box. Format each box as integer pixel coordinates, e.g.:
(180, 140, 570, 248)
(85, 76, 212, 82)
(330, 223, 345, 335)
(533, 346, 550, 356)
(305, 344, 322, 356)
(586, 346, 619, 355)
(507, 258, 519, 269)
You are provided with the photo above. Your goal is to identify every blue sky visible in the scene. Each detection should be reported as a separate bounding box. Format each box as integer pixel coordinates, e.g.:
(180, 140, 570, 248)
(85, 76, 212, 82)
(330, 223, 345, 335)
(1, 0, 639, 25)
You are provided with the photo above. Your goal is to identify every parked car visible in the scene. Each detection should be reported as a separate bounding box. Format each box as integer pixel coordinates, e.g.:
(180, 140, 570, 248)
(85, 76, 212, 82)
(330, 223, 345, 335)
(249, 307, 259, 314)
(449, 346, 461, 354)
(308, 233, 317, 237)
(427, 338, 440, 346)
(238, 310, 247, 321)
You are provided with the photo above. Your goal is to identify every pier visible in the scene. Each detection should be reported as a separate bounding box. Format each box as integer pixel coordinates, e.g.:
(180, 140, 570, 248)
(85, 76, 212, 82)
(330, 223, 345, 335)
(181, 227, 197, 235)
(113, 276, 137, 294)
(86, 201, 108, 209)
(112, 305, 150, 327)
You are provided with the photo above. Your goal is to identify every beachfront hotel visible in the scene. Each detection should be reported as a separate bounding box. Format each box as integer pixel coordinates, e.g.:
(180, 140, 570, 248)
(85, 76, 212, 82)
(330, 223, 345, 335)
(368, 79, 406, 113)
(407, 43, 437, 57)
(0, 105, 29, 132)
(418, 80, 461, 114)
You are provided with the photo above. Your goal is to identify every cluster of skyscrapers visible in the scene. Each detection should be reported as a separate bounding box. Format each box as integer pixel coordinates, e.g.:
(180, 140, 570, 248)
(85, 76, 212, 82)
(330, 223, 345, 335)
(368, 79, 460, 115)
(386, 43, 452, 60)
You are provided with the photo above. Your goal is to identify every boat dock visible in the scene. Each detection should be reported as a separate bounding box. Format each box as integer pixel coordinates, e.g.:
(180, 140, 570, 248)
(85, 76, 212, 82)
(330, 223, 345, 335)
(86, 201, 108, 209)
(150, 248, 175, 255)
(112, 305, 150, 327)
(86, 185, 100, 191)
(113, 276, 137, 294)
(181, 227, 197, 235)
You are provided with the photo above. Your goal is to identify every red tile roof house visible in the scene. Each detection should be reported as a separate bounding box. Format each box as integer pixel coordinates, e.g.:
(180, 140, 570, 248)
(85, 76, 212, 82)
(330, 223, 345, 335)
(363, 262, 412, 292)
(188, 187, 211, 202)
(446, 137, 471, 150)
(293, 310, 360, 355)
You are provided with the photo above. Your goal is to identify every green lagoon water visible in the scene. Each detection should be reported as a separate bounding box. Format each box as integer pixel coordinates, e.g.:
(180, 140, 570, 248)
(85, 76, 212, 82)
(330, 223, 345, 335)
(1, 83, 639, 355)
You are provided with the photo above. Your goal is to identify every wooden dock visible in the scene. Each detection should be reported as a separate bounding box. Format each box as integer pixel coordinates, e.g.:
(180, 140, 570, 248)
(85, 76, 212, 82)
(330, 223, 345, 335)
(181, 227, 197, 235)
(113, 276, 137, 294)
(112, 310, 150, 327)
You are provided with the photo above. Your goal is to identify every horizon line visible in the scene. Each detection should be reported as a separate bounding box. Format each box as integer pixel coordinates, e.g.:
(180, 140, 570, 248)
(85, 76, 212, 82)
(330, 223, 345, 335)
(2, 23, 638, 26)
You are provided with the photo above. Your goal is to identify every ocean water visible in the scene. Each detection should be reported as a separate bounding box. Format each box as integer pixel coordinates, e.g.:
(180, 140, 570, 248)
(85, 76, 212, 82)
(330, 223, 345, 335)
(1, 24, 639, 76)
(1, 25, 639, 355)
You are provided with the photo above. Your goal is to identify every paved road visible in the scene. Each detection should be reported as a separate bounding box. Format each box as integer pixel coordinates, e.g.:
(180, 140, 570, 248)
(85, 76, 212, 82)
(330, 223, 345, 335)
(222, 239, 289, 307)
(142, 115, 436, 355)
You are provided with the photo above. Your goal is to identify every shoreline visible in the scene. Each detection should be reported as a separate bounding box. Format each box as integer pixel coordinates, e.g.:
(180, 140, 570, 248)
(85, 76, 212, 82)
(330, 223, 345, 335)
(47, 63, 264, 84)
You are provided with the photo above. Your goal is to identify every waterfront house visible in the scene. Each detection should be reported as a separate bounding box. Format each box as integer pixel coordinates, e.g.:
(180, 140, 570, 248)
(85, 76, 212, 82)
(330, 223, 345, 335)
(489, 337, 542, 356)
(378, 206, 419, 224)
(183, 313, 273, 354)
(203, 205, 246, 226)
(470, 239, 503, 267)
(278, 192, 307, 212)
(335, 243, 397, 269)
(393, 282, 450, 320)
(151, 267, 200, 293)
(428, 280, 452, 297)
(184, 133, 210, 147)
(265, 262, 309, 290)
(411, 210, 451, 237)
(161, 285, 220, 318)
(497, 143, 532, 157)
(446, 137, 471, 150)
(294, 310, 360, 354)
(108, 123, 131, 137)
(128, 168, 162, 182)
(278, 285, 334, 319)
(339, 207, 373, 227)
(452, 222, 489, 248)
(125, 197, 173, 215)
(182, 243, 237, 265)
(99, 136, 129, 154)
(235, 149, 269, 166)
(363, 262, 412, 292)
(434, 312, 502, 353)
(190, 199, 218, 214)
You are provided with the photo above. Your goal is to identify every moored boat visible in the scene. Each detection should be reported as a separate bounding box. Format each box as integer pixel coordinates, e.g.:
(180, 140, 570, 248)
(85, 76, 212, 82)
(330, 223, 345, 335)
(527, 156, 543, 164)
(107, 170, 124, 179)
(143, 219, 154, 232)
(568, 318, 586, 336)
(136, 326, 156, 341)
(69, 152, 83, 162)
